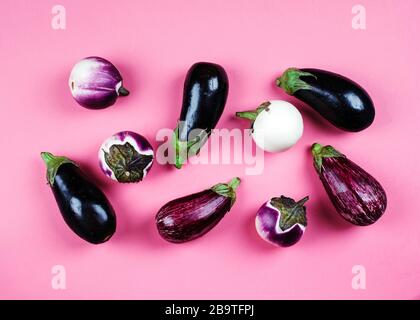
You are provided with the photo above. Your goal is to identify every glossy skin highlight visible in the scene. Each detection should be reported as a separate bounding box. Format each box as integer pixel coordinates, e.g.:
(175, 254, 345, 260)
(156, 190, 231, 243)
(277, 68, 375, 132)
(319, 157, 387, 226)
(178, 62, 229, 141)
(50, 163, 116, 244)
(312, 143, 387, 226)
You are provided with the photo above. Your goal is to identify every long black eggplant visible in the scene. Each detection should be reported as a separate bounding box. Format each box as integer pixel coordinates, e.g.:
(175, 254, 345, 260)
(41, 152, 116, 244)
(276, 68, 375, 132)
(173, 62, 229, 168)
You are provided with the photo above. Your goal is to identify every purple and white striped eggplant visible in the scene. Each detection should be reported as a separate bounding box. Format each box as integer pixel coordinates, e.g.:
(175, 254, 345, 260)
(99, 131, 154, 183)
(156, 177, 241, 243)
(311, 143, 387, 226)
(69, 56, 129, 109)
(255, 196, 308, 247)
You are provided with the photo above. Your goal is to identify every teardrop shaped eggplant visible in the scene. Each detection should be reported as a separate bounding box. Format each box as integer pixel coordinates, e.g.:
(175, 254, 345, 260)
(156, 177, 240, 243)
(41, 152, 116, 244)
(276, 68, 375, 132)
(311, 143, 386, 226)
(173, 62, 229, 168)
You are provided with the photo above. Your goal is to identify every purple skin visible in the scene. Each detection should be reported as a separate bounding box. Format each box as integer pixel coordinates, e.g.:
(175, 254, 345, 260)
(99, 162, 113, 178)
(116, 131, 151, 151)
(255, 196, 308, 247)
(69, 56, 129, 109)
(156, 177, 240, 243)
(312, 143, 387, 226)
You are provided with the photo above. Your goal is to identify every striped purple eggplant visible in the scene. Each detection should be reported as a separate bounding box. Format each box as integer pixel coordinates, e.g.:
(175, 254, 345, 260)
(311, 143, 387, 226)
(156, 177, 240, 243)
(256, 196, 308, 247)
(99, 131, 154, 183)
(69, 56, 129, 109)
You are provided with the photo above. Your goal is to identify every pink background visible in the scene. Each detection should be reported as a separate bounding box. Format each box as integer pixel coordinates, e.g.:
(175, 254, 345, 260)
(1, 0, 419, 299)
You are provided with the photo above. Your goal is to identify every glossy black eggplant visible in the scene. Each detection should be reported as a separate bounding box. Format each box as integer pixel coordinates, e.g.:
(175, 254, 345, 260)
(41, 152, 116, 244)
(173, 62, 229, 168)
(276, 68, 375, 132)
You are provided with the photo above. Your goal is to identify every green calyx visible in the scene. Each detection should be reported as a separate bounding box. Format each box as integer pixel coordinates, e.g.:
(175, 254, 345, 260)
(275, 68, 316, 95)
(40, 152, 77, 185)
(235, 101, 271, 123)
(172, 123, 209, 169)
(211, 177, 241, 208)
(103, 142, 153, 183)
(311, 143, 344, 173)
(270, 196, 309, 231)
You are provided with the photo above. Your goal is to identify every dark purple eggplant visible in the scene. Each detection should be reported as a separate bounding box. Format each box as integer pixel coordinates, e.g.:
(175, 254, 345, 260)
(173, 62, 229, 168)
(41, 152, 116, 244)
(311, 143, 386, 226)
(276, 68, 375, 132)
(156, 177, 240, 243)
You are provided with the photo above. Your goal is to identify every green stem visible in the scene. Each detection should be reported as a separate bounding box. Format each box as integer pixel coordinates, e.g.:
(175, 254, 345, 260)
(211, 177, 241, 208)
(228, 177, 241, 191)
(236, 101, 271, 123)
(235, 111, 258, 122)
(311, 143, 344, 173)
(172, 124, 209, 169)
(118, 86, 130, 96)
(40, 152, 77, 185)
(275, 68, 316, 95)
(172, 125, 185, 169)
(40, 152, 55, 164)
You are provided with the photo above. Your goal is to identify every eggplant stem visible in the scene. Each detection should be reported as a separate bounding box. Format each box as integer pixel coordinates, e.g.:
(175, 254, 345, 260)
(236, 101, 271, 123)
(311, 143, 344, 173)
(118, 86, 130, 96)
(172, 125, 185, 169)
(40, 152, 55, 164)
(172, 124, 209, 169)
(211, 177, 241, 208)
(236, 111, 258, 122)
(40, 152, 77, 185)
(228, 177, 241, 191)
(276, 68, 316, 95)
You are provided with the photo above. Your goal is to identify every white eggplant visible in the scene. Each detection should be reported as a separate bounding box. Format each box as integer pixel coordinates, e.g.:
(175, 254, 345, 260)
(236, 100, 303, 152)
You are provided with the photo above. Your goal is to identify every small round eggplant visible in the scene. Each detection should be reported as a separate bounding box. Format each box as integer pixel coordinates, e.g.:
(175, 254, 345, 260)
(41, 152, 116, 244)
(99, 131, 154, 183)
(69, 56, 129, 109)
(256, 196, 308, 247)
(173, 62, 229, 168)
(311, 143, 387, 226)
(236, 100, 303, 152)
(156, 177, 240, 243)
(276, 68, 375, 132)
